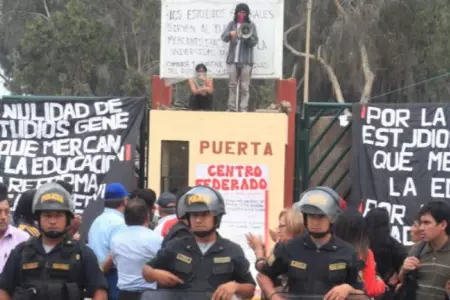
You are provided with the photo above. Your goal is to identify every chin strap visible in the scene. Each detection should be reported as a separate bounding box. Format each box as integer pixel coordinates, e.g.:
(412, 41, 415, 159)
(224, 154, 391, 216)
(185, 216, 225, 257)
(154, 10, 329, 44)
(193, 228, 215, 238)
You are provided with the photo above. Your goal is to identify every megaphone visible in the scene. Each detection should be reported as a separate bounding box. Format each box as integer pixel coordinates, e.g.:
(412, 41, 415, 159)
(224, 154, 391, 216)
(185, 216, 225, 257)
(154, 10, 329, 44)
(238, 23, 253, 39)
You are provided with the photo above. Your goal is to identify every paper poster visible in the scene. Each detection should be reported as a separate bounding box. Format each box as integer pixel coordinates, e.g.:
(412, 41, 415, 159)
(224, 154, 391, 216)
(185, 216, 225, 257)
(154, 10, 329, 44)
(195, 163, 268, 282)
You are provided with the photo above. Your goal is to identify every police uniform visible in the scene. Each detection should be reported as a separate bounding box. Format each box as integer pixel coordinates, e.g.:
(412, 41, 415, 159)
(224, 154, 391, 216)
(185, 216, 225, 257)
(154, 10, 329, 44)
(0, 237, 107, 299)
(260, 186, 364, 297)
(161, 220, 192, 248)
(149, 233, 255, 291)
(260, 234, 363, 295)
(0, 182, 108, 300)
(148, 185, 256, 293)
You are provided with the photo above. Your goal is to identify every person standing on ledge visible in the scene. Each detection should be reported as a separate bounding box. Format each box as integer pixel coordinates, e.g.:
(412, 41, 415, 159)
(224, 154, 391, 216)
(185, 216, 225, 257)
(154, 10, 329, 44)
(221, 3, 258, 112)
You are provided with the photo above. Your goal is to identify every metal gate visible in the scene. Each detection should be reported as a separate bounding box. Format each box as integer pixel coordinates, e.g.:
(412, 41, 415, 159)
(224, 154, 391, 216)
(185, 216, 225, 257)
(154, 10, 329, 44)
(294, 102, 353, 202)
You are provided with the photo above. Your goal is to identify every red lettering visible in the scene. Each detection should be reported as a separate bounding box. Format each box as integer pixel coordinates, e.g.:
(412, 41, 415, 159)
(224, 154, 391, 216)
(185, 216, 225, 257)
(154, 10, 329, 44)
(254, 166, 262, 177)
(207, 165, 216, 176)
(245, 166, 253, 177)
(200, 141, 209, 154)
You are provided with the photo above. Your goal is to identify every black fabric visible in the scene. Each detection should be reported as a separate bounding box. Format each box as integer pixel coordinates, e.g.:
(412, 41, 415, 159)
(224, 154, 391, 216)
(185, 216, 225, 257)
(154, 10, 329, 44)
(188, 94, 213, 111)
(162, 221, 192, 248)
(118, 290, 142, 300)
(0, 97, 147, 243)
(351, 103, 450, 245)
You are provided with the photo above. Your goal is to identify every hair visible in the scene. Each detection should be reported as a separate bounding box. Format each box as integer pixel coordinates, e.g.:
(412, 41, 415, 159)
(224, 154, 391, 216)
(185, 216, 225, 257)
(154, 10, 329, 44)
(0, 183, 7, 202)
(233, 3, 251, 23)
(124, 198, 150, 226)
(334, 208, 370, 260)
(279, 208, 304, 237)
(195, 63, 207, 73)
(419, 201, 450, 235)
(13, 189, 36, 224)
(104, 198, 125, 209)
(134, 188, 157, 209)
(364, 207, 391, 250)
(56, 180, 73, 194)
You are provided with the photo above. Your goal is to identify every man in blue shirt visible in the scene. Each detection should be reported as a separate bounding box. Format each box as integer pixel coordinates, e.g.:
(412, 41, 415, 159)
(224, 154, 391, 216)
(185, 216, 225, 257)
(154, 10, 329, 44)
(88, 183, 128, 300)
(104, 198, 162, 300)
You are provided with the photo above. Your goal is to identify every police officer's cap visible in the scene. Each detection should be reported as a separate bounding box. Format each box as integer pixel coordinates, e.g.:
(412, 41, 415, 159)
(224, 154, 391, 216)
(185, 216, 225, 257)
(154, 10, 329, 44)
(32, 182, 75, 216)
(177, 186, 225, 218)
(296, 186, 341, 223)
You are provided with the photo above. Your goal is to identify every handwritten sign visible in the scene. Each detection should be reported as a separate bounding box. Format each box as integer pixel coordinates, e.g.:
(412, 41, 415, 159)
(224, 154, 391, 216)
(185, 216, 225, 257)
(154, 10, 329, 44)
(160, 0, 284, 79)
(195, 163, 268, 283)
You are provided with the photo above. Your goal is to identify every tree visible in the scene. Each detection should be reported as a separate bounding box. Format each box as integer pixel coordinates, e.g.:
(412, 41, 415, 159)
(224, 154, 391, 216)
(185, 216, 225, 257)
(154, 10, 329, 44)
(6, 0, 119, 95)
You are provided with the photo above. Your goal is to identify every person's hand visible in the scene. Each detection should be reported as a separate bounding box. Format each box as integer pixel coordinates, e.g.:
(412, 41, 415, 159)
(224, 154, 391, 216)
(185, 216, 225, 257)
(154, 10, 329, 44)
(212, 281, 238, 300)
(230, 31, 237, 39)
(154, 270, 184, 287)
(323, 283, 352, 300)
(402, 256, 420, 271)
(388, 272, 400, 286)
(72, 232, 81, 241)
(246, 233, 264, 250)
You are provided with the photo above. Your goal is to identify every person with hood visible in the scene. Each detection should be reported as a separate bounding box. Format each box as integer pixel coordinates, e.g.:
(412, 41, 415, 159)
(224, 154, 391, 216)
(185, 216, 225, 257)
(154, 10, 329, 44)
(221, 3, 258, 112)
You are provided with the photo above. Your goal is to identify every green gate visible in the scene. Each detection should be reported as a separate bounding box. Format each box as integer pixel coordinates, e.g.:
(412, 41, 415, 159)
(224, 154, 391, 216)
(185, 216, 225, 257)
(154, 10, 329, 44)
(294, 102, 353, 202)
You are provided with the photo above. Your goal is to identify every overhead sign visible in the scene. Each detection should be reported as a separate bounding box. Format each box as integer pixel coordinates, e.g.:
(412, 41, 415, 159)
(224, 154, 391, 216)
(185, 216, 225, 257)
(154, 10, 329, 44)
(160, 0, 284, 79)
(352, 103, 450, 245)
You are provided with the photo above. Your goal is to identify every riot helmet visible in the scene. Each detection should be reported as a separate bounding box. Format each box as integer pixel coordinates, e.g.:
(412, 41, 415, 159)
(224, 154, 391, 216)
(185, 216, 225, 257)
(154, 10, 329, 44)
(297, 186, 341, 238)
(177, 186, 225, 237)
(32, 182, 75, 239)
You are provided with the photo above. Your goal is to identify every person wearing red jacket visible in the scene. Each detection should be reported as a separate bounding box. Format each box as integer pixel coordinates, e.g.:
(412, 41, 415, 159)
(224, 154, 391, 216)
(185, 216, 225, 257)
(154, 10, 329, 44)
(334, 208, 386, 298)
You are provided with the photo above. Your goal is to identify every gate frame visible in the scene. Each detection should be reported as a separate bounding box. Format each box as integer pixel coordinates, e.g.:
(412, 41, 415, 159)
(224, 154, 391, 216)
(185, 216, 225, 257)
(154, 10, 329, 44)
(294, 102, 353, 202)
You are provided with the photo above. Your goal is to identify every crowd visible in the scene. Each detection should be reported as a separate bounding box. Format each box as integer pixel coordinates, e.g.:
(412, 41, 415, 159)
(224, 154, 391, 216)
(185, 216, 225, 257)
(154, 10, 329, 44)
(0, 180, 449, 300)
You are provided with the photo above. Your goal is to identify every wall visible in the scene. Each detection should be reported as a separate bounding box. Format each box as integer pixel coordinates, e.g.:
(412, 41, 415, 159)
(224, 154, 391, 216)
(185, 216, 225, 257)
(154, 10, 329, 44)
(148, 110, 288, 247)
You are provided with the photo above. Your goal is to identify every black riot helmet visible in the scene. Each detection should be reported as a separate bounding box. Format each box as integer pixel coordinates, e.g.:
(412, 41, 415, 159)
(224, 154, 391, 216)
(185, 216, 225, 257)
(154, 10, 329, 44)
(32, 182, 75, 239)
(177, 186, 226, 237)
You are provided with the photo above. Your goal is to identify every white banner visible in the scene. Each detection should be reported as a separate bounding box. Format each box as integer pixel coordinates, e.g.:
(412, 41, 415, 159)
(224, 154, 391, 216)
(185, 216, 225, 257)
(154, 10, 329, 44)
(160, 0, 284, 79)
(195, 163, 268, 283)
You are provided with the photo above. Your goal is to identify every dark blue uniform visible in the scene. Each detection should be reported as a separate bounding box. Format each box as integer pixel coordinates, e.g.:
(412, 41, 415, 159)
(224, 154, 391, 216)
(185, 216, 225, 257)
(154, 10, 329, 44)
(149, 234, 256, 291)
(0, 237, 107, 299)
(260, 234, 363, 295)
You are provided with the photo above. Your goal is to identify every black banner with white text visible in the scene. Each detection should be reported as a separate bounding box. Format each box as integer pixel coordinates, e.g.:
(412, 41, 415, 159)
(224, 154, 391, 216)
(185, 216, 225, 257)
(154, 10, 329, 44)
(352, 103, 450, 246)
(0, 97, 146, 235)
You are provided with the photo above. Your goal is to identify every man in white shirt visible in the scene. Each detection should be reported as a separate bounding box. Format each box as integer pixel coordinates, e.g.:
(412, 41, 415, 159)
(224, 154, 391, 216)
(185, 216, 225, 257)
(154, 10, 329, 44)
(153, 192, 177, 236)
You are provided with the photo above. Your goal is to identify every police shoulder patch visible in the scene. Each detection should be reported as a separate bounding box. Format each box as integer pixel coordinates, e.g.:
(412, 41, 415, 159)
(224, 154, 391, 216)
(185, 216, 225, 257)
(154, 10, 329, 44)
(213, 256, 231, 264)
(329, 262, 346, 271)
(176, 253, 192, 264)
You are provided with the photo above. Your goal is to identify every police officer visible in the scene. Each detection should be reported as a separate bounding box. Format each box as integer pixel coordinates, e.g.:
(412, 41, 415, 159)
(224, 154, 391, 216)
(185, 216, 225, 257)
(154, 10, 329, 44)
(161, 187, 193, 248)
(258, 186, 367, 300)
(0, 182, 108, 300)
(142, 186, 256, 300)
